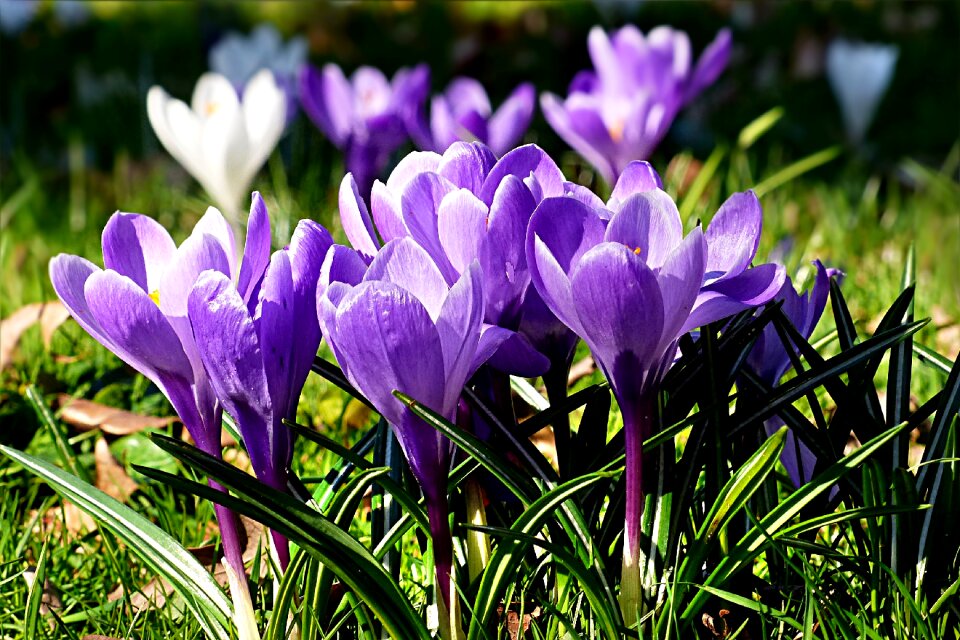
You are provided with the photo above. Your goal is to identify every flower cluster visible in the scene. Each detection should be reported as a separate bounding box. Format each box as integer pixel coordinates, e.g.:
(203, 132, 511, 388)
(52, 136, 842, 627)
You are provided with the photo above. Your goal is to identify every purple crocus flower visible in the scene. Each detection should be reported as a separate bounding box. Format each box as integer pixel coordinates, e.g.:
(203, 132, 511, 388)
(319, 237, 509, 605)
(299, 63, 429, 196)
(526, 161, 783, 623)
(338, 141, 577, 376)
(49, 197, 274, 579)
(541, 25, 731, 185)
(187, 199, 333, 569)
(746, 260, 840, 488)
(406, 76, 536, 157)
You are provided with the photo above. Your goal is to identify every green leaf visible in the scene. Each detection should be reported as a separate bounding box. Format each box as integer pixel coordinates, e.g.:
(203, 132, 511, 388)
(23, 539, 49, 640)
(141, 434, 430, 639)
(467, 472, 619, 640)
(679, 427, 786, 588)
(737, 107, 784, 149)
(730, 320, 927, 433)
(0, 445, 232, 637)
(753, 146, 841, 197)
(681, 418, 914, 623)
(24, 385, 88, 482)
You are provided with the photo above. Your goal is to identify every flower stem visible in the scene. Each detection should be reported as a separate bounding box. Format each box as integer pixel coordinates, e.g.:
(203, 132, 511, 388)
(619, 393, 655, 628)
(542, 360, 572, 478)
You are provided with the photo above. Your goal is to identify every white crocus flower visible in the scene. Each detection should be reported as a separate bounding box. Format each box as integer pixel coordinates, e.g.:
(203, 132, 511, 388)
(826, 39, 899, 145)
(147, 70, 286, 217)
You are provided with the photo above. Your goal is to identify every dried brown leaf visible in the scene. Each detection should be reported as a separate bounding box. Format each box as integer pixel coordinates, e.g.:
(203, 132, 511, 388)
(94, 438, 139, 502)
(57, 395, 177, 435)
(567, 355, 595, 385)
(0, 301, 69, 368)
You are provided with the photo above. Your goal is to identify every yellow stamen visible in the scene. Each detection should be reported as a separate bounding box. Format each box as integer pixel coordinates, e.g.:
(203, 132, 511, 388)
(609, 117, 625, 143)
(149, 289, 161, 306)
(633, 247, 642, 255)
(204, 101, 220, 117)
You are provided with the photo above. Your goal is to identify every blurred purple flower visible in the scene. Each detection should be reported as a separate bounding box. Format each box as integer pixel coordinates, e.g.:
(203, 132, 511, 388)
(319, 237, 509, 605)
(49, 197, 274, 578)
(541, 25, 731, 185)
(407, 76, 536, 157)
(299, 63, 429, 196)
(209, 23, 308, 123)
(338, 141, 578, 376)
(746, 260, 841, 488)
(188, 196, 332, 568)
(526, 161, 783, 622)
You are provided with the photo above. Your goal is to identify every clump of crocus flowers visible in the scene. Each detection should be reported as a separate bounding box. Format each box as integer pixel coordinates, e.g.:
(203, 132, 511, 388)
(55, 21, 830, 638)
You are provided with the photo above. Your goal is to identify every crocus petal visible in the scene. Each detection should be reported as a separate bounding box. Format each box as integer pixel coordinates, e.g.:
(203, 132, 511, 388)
(526, 197, 606, 337)
(487, 83, 535, 157)
(604, 189, 684, 269)
(339, 173, 381, 259)
(436, 263, 484, 411)
(198, 93, 249, 215)
(191, 72, 240, 116)
(436, 141, 497, 193)
(319, 244, 369, 298)
(656, 227, 707, 352)
(563, 181, 607, 211)
(485, 330, 550, 377)
(480, 143, 565, 205)
(299, 63, 352, 147)
(570, 243, 665, 378)
(364, 238, 449, 321)
(685, 28, 731, 102)
(588, 26, 623, 93)
(85, 270, 194, 385)
(241, 70, 286, 176)
(704, 190, 762, 282)
(429, 95, 459, 153)
(400, 172, 459, 282)
(255, 251, 296, 427)
(146, 87, 203, 182)
(437, 188, 488, 275)
(386, 150, 443, 191)
(49, 255, 111, 348)
(684, 263, 786, 333)
(194, 206, 239, 276)
(237, 192, 272, 303)
(608, 161, 664, 209)
(333, 281, 447, 430)
(159, 230, 232, 319)
(188, 270, 279, 487)
(101, 212, 177, 293)
(286, 219, 332, 394)
(540, 93, 617, 187)
(480, 174, 537, 324)
(370, 180, 406, 244)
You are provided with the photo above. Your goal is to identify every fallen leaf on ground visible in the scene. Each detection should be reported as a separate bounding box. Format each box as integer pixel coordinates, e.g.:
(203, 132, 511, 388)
(95, 437, 139, 502)
(567, 356, 595, 385)
(22, 567, 63, 615)
(57, 395, 177, 435)
(0, 301, 70, 368)
(108, 515, 269, 611)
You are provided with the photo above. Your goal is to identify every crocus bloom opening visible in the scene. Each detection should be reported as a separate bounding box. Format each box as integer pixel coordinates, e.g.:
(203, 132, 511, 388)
(541, 25, 731, 185)
(188, 197, 332, 569)
(407, 76, 536, 157)
(208, 23, 308, 123)
(49, 197, 274, 580)
(826, 38, 898, 145)
(147, 70, 287, 218)
(299, 63, 429, 196)
(319, 237, 509, 605)
(746, 260, 841, 488)
(338, 141, 578, 376)
(526, 161, 783, 623)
